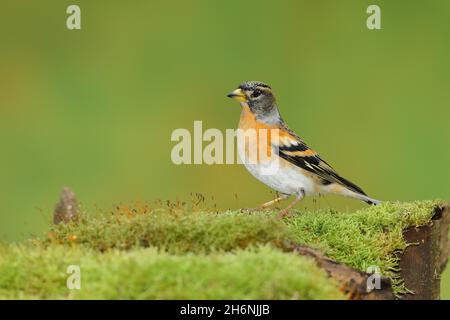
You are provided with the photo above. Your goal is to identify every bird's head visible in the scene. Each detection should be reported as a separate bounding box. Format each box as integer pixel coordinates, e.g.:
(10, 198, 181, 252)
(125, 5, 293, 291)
(227, 81, 277, 115)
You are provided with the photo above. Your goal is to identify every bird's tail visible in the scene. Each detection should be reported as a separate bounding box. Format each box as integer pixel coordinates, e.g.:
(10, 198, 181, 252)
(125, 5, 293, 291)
(353, 193, 381, 206)
(332, 175, 381, 206)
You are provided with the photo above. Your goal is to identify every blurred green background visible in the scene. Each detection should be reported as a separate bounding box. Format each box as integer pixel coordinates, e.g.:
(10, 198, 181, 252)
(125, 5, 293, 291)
(1, 0, 449, 297)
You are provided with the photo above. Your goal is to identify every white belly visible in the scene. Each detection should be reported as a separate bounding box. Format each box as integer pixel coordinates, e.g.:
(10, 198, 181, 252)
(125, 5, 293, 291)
(236, 128, 317, 196)
(242, 160, 317, 196)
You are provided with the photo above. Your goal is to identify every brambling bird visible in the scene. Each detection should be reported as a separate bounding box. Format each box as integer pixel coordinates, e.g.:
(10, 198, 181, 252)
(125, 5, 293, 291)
(227, 81, 380, 218)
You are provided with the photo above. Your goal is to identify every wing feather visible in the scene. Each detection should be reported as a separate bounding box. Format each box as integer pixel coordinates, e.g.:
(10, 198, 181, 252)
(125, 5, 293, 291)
(274, 128, 367, 196)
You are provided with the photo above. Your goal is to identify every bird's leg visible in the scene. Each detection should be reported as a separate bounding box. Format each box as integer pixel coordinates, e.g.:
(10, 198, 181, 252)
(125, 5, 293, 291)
(253, 194, 289, 211)
(277, 189, 305, 219)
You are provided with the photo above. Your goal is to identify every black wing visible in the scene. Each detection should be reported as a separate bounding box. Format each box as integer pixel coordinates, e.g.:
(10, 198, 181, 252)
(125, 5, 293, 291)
(275, 130, 367, 196)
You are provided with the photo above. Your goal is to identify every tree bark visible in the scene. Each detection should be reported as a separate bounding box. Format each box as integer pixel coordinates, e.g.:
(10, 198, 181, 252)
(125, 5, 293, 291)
(399, 204, 450, 300)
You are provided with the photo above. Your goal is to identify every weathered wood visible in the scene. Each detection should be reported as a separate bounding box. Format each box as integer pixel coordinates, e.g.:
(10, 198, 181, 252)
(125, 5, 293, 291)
(438, 205, 450, 273)
(400, 204, 450, 300)
(293, 203, 450, 300)
(53, 187, 79, 224)
(292, 245, 394, 299)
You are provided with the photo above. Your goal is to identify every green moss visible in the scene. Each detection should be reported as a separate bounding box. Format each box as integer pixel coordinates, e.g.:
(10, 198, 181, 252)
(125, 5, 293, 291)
(0, 245, 344, 300)
(2, 199, 444, 299)
(284, 200, 444, 295)
(41, 209, 294, 253)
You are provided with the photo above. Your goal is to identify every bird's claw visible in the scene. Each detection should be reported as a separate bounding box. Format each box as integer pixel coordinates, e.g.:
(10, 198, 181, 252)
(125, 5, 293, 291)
(276, 209, 295, 219)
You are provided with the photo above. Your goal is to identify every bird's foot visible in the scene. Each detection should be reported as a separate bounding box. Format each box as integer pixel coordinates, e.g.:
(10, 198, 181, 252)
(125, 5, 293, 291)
(239, 207, 257, 214)
(250, 205, 269, 212)
(276, 209, 294, 219)
(240, 205, 269, 213)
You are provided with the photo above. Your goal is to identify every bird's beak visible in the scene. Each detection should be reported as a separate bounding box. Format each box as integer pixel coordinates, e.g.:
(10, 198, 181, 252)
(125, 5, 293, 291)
(227, 88, 247, 102)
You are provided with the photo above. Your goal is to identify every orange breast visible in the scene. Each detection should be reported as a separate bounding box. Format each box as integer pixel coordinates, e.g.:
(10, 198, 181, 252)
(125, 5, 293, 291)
(238, 105, 278, 162)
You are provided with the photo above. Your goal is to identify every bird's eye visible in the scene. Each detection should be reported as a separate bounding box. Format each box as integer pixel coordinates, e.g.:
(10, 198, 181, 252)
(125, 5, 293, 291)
(252, 90, 262, 98)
